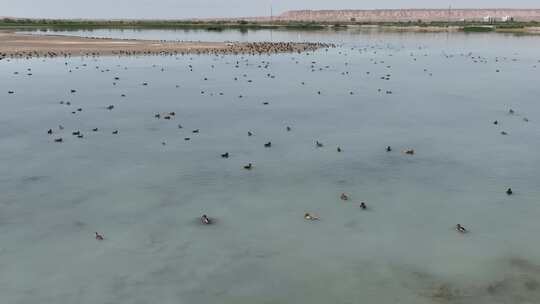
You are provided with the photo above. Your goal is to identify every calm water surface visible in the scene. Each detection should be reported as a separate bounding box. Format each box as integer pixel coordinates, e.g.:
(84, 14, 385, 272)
(1, 29, 540, 303)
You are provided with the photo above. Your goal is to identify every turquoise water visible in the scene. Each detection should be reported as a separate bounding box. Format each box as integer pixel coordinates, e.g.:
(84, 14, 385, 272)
(1, 30, 540, 303)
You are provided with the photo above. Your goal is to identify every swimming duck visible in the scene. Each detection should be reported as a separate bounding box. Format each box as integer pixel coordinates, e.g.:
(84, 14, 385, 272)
(501, 131, 508, 135)
(316, 141, 323, 148)
(509, 109, 515, 114)
(201, 214, 212, 225)
(264, 142, 272, 148)
(304, 213, 320, 221)
(506, 188, 513, 195)
(386, 146, 392, 152)
(8, 91, 14, 94)
(337, 146, 342, 152)
(112, 130, 118, 135)
(95, 232, 104, 240)
(404, 149, 415, 155)
(47, 129, 53, 135)
(92, 128, 98, 132)
(455, 224, 467, 233)
(221, 152, 229, 158)
(106, 105, 114, 110)
(493, 120, 498, 125)
(340, 193, 350, 201)
(286, 126, 291, 132)
(360, 202, 367, 210)
(248, 131, 253, 136)
(243, 163, 253, 170)
(54, 138, 63, 143)
(192, 129, 199, 134)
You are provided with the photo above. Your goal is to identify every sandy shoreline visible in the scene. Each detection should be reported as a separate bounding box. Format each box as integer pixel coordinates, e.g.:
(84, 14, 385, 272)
(0, 31, 330, 58)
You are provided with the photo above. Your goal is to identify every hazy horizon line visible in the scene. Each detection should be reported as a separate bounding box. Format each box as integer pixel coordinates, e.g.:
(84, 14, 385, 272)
(3, 7, 540, 21)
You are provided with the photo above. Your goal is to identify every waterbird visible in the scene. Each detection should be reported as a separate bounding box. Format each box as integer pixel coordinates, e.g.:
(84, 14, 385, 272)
(386, 146, 392, 152)
(264, 142, 272, 148)
(506, 188, 513, 195)
(243, 163, 253, 170)
(360, 202, 367, 210)
(47, 129, 53, 135)
(201, 214, 212, 225)
(221, 153, 229, 158)
(455, 224, 467, 233)
(316, 141, 323, 148)
(340, 193, 350, 201)
(95, 232, 104, 240)
(304, 213, 320, 221)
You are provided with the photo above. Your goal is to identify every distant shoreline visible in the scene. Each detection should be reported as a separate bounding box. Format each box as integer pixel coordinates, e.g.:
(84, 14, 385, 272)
(1, 18, 540, 35)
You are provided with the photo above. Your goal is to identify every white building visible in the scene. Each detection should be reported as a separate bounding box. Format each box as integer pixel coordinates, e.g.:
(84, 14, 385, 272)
(483, 16, 496, 23)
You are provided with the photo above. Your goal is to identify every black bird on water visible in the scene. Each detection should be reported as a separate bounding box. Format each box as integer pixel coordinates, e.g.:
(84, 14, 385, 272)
(201, 214, 212, 225)
(386, 146, 392, 152)
(506, 188, 513, 195)
(456, 224, 468, 233)
(243, 163, 253, 170)
(264, 142, 272, 148)
(221, 153, 229, 158)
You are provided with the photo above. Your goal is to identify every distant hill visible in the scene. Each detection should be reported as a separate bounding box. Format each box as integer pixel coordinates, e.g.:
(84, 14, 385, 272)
(275, 9, 540, 22)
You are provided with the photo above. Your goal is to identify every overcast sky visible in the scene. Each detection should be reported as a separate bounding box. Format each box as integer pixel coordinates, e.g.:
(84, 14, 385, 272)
(1, 0, 538, 19)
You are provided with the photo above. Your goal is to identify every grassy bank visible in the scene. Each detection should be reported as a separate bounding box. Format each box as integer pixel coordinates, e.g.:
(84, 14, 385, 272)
(0, 18, 325, 31)
(1, 18, 538, 34)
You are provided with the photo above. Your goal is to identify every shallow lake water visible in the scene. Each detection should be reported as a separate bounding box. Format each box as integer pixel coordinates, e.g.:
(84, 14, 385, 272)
(1, 29, 540, 303)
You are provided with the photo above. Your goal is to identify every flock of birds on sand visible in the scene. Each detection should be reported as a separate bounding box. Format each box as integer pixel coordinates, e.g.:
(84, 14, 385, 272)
(0, 42, 333, 60)
(3, 39, 536, 242)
